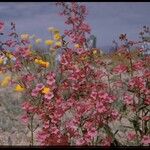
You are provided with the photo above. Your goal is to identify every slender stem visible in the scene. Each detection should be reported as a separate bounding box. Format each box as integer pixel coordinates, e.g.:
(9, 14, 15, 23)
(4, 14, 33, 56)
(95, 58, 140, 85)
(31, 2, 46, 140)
(30, 115, 34, 146)
(127, 48, 133, 77)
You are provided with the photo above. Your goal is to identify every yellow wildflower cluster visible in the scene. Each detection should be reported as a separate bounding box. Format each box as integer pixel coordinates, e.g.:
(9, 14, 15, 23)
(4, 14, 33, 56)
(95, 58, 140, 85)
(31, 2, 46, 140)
(35, 59, 49, 68)
(15, 84, 25, 92)
(45, 27, 62, 48)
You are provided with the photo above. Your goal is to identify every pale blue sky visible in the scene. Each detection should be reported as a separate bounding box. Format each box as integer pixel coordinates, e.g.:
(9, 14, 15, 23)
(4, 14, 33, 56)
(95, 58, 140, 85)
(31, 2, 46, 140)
(0, 2, 150, 50)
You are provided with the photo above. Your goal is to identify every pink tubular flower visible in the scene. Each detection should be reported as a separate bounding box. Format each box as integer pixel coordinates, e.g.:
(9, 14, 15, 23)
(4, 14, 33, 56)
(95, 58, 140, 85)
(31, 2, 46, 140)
(20, 114, 29, 124)
(31, 89, 39, 97)
(133, 60, 144, 71)
(128, 76, 145, 90)
(75, 138, 86, 146)
(113, 64, 127, 74)
(142, 116, 150, 121)
(111, 109, 119, 120)
(144, 97, 150, 105)
(144, 70, 150, 80)
(141, 135, 150, 145)
(35, 83, 44, 91)
(85, 127, 97, 140)
(113, 80, 124, 88)
(100, 137, 112, 146)
(0, 21, 4, 32)
(90, 91, 97, 100)
(127, 131, 136, 141)
(21, 101, 34, 112)
(123, 93, 133, 106)
(44, 93, 54, 100)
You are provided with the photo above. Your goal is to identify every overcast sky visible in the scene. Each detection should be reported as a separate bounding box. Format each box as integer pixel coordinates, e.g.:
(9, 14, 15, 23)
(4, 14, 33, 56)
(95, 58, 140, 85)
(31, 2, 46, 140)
(0, 2, 150, 50)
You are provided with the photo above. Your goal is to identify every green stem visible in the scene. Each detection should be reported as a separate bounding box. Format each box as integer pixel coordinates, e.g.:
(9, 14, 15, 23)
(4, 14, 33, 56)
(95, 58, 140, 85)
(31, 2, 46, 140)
(30, 115, 34, 146)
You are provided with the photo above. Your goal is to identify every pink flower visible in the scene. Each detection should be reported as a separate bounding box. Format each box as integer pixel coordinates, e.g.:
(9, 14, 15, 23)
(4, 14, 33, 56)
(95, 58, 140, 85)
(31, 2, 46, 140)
(144, 70, 150, 80)
(127, 131, 136, 141)
(20, 114, 29, 124)
(21, 101, 34, 112)
(113, 64, 127, 74)
(113, 80, 124, 88)
(37, 131, 49, 143)
(145, 98, 150, 105)
(31, 89, 39, 97)
(44, 93, 54, 100)
(111, 109, 119, 120)
(0, 21, 4, 32)
(142, 116, 150, 121)
(21, 101, 31, 110)
(35, 83, 44, 91)
(90, 91, 97, 100)
(46, 79, 55, 86)
(51, 127, 59, 135)
(101, 137, 112, 146)
(133, 60, 144, 71)
(123, 93, 133, 105)
(86, 127, 97, 140)
(96, 102, 107, 114)
(128, 76, 145, 90)
(75, 138, 86, 146)
(141, 135, 150, 145)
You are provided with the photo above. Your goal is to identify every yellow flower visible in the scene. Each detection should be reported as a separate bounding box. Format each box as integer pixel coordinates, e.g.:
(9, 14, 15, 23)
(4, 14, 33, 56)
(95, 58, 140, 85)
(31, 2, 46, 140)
(8, 54, 14, 59)
(35, 59, 49, 68)
(93, 50, 97, 55)
(0, 58, 3, 64)
(39, 60, 44, 64)
(21, 33, 30, 41)
(74, 44, 80, 48)
(54, 33, 61, 41)
(35, 38, 42, 44)
(45, 40, 54, 46)
(42, 87, 50, 94)
(41, 61, 49, 68)
(34, 59, 39, 64)
(1, 76, 11, 87)
(55, 41, 62, 47)
(15, 84, 25, 92)
(52, 28, 60, 34)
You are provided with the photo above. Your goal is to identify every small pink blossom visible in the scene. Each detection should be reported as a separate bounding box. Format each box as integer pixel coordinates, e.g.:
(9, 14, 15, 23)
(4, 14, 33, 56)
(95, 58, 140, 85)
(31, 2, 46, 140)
(133, 60, 144, 71)
(0, 21, 4, 32)
(35, 83, 44, 91)
(31, 89, 39, 97)
(20, 114, 29, 124)
(123, 93, 133, 105)
(127, 131, 136, 141)
(101, 137, 112, 146)
(141, 135, 150, 145)
(44, 93, 54, 100)
(75, 138, 86, 146)
(113, 64, 127, 74)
